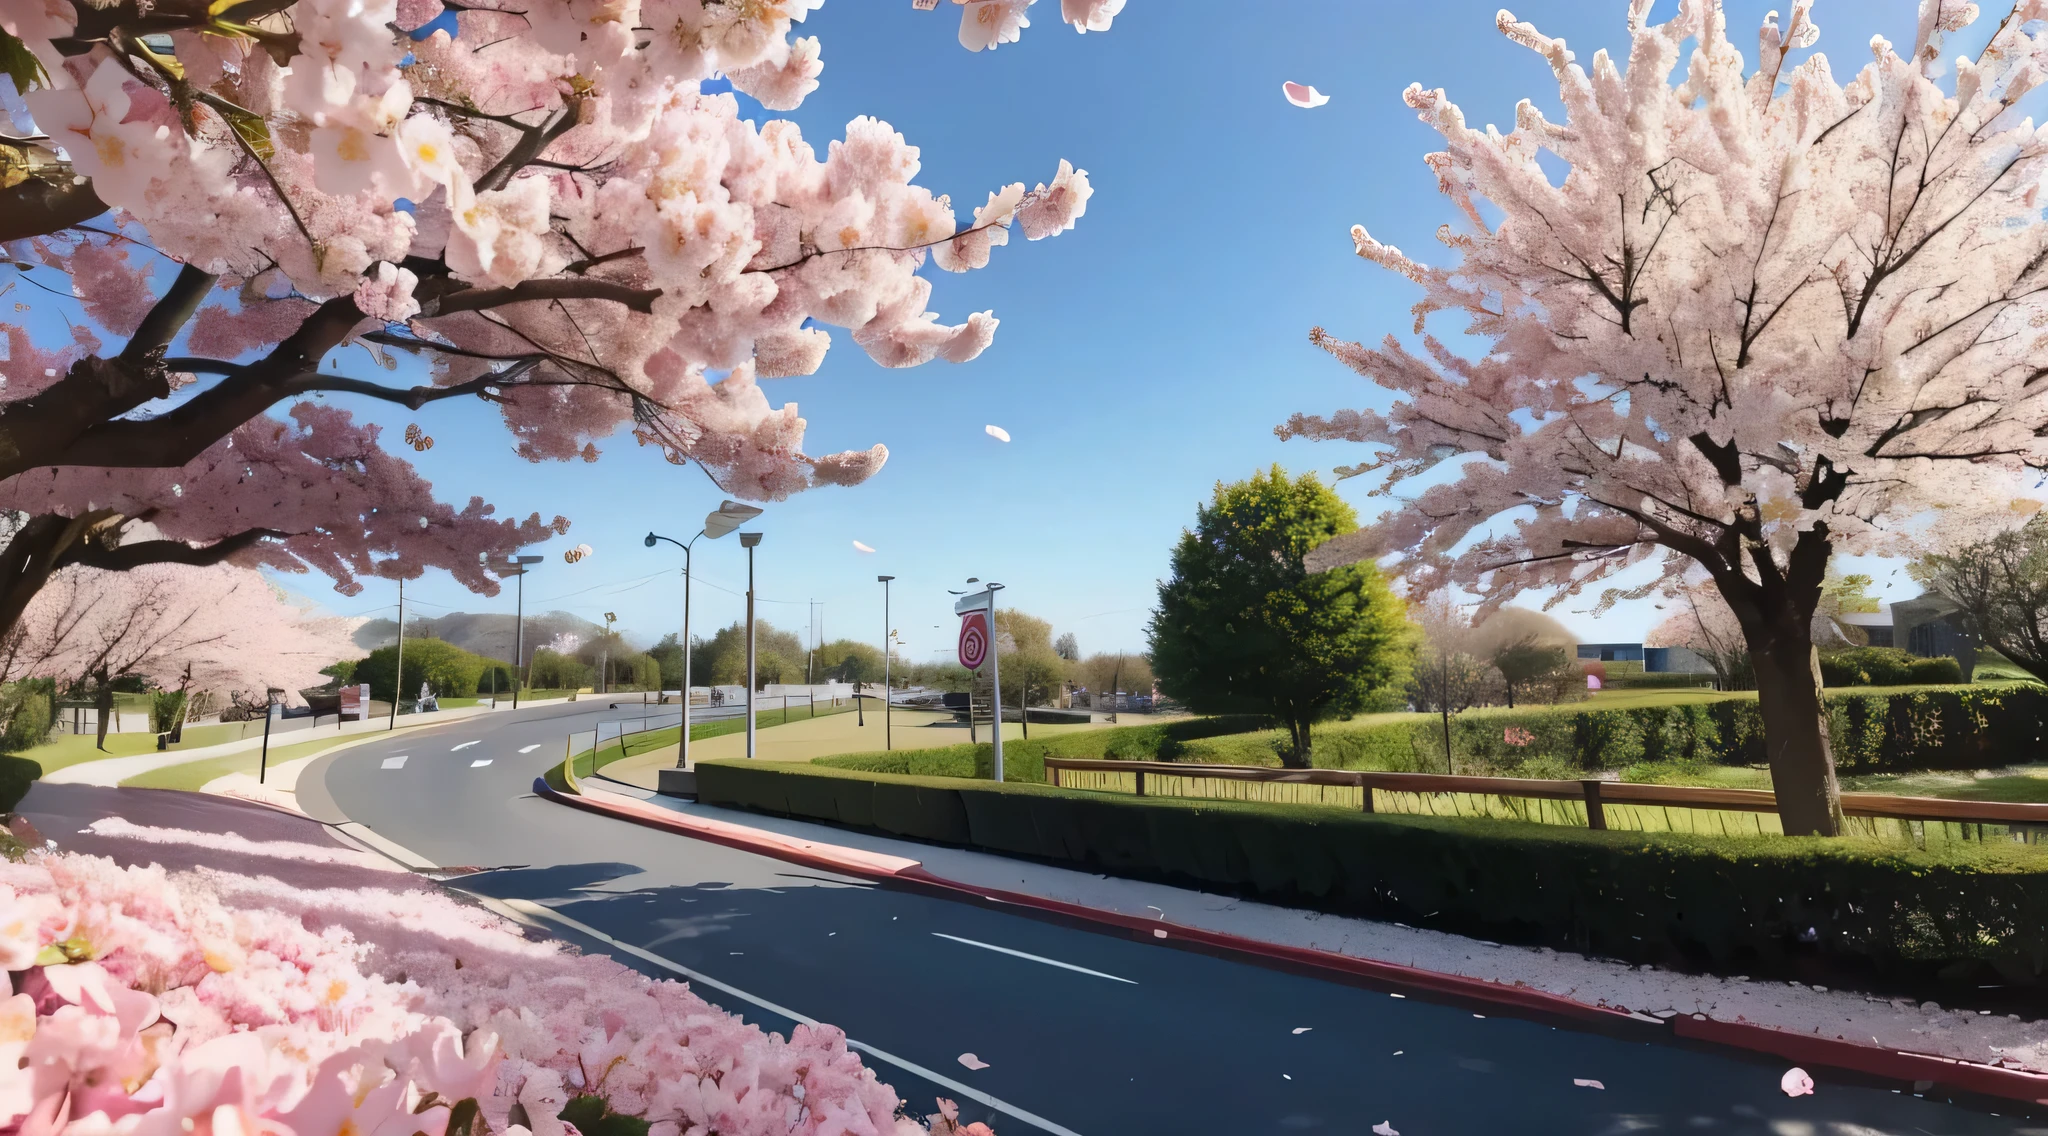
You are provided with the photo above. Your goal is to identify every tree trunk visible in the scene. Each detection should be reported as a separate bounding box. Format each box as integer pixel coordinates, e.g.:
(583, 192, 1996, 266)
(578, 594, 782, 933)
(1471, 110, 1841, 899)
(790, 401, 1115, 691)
(1280, 716, 1312, 769)
(94, 672, 113, 752)
(1749, 635, 1843, 836)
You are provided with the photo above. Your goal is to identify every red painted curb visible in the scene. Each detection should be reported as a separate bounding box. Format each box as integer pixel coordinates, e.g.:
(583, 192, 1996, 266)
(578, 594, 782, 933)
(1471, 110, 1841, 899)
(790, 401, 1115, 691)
(541, 782, 2048, 1106)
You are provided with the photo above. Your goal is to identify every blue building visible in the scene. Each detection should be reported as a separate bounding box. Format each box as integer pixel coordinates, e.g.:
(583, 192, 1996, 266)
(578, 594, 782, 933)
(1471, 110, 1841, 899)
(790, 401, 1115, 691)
(1577, 643, 1645, 663)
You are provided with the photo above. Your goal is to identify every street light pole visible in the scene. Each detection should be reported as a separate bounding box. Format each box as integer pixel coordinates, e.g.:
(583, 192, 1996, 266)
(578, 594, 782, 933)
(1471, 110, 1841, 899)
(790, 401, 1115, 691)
(389, 576, 405, 730)
(648, 500, 760, 769)
(878, 575, 894, 750)
(741, 532, 763, 758)
(492, 555, 543, 708)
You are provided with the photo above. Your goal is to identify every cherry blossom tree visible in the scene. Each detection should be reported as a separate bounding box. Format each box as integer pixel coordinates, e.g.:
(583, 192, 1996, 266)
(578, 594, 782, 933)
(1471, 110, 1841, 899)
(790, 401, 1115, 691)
(1284, 0, 2048, 834)
(0, 0, 1108, 649)
(0, 562, 358, 697)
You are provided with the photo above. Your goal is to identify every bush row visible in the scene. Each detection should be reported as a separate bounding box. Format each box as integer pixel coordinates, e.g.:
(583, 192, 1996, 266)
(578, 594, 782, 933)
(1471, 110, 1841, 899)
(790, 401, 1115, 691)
(1819, 647, 1964, 687)
(697, 760, 2048, 982)
(1133, 688, 2048, 777)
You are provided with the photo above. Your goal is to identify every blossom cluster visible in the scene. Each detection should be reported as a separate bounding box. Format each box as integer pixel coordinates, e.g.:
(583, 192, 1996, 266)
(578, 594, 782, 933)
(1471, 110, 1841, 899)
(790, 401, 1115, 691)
(3, 0, 1106, 499)
(1293, 1, 2048, 610)
(0, 840, 986, 1136)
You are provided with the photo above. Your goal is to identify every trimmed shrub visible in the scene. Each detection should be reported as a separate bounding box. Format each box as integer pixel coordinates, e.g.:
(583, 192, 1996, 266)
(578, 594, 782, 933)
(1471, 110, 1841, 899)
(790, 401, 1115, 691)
(0, 755, 37, 812)
(0, 680, 54, 754)
(1820, 646, 1963, 687)
(699, 760, 2048, 982)
(814, 715, 1270, 784)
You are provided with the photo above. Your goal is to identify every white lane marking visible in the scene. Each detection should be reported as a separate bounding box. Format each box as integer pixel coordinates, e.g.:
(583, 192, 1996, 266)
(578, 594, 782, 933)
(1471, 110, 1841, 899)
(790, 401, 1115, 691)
(930, 933, 1136, 985)
(499, 900, 1082, 1136)
(452, 740, 481, 751)
(381, 756, 408, 770)
(518, 744, 542, 754)
(470, 759, 493, 768)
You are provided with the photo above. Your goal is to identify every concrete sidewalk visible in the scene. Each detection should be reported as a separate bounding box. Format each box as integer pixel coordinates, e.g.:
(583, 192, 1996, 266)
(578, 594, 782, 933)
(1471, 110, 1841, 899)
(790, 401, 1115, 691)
(583, 775, 2048, 1082)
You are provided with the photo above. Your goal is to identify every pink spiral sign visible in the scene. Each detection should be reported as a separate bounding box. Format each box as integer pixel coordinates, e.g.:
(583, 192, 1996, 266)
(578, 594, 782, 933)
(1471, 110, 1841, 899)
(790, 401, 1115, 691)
(958, 610, 989, 670)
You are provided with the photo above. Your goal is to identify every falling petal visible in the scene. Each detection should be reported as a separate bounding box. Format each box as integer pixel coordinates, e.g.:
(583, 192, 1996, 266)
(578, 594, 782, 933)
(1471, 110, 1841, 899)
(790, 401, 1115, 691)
(985, 424, 1011, 442)
(1292, 1027, 1312, 1035)
(853, 541, 876, 553)
(1372, 1123, 1399, 1136)
(958, 1053, 990, 1071)
(1282, 1074, 1292, 1080)
(1780, 1067, 1814, 1097)
(1283, 81, 1330, 108)
(1574, 1079, 1605, 1090)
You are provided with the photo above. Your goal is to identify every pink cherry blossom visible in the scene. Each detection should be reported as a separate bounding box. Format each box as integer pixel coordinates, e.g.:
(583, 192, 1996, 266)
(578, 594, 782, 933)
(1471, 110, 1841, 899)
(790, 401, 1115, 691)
(1281, 82, 1329, 108)
(0, 0, 1115, 657)
(1061, 0, 1125, 34)
(1780, 1067, 1814, 1097)
(957, 1, 1033, 52)
(1287, 0, 2048, 836)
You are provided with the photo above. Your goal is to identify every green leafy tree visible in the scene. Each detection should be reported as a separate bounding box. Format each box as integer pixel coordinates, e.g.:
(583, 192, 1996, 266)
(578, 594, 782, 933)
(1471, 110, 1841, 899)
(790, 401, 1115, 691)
(353, 638, 498, 702)
(694, 621, 805, 688)
(649, 634, 686, 689)
(526, 648, 593, 691)
(814, 639, 885, 686)
(1149, 466, 1412, 767)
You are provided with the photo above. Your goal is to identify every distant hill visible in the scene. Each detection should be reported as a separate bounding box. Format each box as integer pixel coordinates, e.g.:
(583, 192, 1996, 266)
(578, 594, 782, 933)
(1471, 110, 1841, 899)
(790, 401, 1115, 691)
(351, 610, 618, 661)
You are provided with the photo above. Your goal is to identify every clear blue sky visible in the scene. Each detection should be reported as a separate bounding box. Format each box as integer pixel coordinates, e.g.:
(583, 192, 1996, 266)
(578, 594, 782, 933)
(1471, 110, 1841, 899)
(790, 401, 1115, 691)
(31, 0, 1949, 661)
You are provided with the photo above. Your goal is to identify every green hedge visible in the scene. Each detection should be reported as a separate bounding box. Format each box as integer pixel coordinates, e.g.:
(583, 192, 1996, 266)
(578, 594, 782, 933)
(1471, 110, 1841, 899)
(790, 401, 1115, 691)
(1195, 687, 2048, 777)
(1821, 647, 1964, 687)
(698, 759, 2048, 981)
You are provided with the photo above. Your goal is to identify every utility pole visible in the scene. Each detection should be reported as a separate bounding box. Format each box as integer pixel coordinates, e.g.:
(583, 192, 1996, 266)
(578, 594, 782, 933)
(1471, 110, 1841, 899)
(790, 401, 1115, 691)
(878, 575, 894, 750)
(389, 576, 405, 729)
(741, 532, 762, 758)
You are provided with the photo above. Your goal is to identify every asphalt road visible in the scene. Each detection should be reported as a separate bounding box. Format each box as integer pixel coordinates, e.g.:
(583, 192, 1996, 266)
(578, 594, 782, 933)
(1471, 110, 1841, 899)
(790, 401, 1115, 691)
(300, 702, 2029, 1135)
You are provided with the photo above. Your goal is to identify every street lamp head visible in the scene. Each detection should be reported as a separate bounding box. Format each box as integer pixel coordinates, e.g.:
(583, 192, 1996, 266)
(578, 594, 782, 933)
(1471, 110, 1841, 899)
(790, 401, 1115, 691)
(516, 555, 542, 565)
(738, 531, 763, 548)
(643, 533, 658, 548)
(877, 575, 894, 583)
(706, 500, 766, 539)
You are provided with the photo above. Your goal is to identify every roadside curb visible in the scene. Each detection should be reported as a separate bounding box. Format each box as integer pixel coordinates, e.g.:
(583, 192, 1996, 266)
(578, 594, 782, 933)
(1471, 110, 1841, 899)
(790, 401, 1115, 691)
(536, 777, 2048, 1108)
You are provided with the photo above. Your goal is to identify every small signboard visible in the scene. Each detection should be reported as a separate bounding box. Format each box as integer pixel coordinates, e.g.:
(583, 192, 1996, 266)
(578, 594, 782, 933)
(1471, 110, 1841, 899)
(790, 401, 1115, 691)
(339, 683, 370, 720)
(958, 610, 989, 670)
(911, 0, 940, 9)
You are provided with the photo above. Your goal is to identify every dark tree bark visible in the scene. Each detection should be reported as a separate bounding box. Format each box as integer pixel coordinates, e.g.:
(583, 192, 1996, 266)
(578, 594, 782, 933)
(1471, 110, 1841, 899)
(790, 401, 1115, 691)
(93, 669, 113, 751)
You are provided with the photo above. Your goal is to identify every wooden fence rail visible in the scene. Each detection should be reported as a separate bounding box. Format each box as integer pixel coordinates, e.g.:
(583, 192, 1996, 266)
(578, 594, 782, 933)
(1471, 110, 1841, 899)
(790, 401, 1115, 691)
(1040, 758, 2048, 830)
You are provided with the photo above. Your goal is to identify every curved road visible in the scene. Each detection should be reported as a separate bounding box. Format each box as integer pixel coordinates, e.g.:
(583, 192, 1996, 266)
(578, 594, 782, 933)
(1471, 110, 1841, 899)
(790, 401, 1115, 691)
(309, 702, 2026, 1135)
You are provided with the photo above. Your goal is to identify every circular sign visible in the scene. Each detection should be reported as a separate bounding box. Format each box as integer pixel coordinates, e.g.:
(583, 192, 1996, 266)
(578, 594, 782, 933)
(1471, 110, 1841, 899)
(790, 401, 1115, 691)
(957, 610, 989, 670)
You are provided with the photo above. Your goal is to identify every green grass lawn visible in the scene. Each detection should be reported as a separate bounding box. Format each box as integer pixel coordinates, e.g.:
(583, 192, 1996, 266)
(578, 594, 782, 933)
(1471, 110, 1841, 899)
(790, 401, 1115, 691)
(120, 736, 352, 791)
(569, 699, 862, 780)
(13, 721, 290, 777)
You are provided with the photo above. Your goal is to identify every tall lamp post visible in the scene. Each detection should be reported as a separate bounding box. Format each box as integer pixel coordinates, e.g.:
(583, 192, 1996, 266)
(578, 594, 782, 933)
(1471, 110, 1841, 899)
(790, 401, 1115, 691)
(878, 575, 894, 750)
(491, 555, 544, 708)
(740, 531, 763, 759)
(646, 500, 761, 769)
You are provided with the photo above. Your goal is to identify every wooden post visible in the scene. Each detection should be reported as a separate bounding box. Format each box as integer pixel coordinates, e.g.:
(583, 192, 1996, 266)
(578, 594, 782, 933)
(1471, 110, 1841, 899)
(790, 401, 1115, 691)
(1135, 768, 1146, 797)
(1049, 762, 1060, 788)
(1581, 779, 1607, 830)
(1358, 774, 1374, 813)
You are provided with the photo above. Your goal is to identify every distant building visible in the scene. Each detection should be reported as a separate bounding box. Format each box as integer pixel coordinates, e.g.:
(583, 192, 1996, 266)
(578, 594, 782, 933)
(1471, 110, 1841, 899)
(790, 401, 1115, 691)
(1577, 643, 1644, 663)
(1831, 594, 1978, 676)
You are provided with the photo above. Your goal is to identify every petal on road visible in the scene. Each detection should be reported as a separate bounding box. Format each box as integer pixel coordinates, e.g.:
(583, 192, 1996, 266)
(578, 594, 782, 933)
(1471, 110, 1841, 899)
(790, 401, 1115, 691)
(958, 1053, 990, 1071)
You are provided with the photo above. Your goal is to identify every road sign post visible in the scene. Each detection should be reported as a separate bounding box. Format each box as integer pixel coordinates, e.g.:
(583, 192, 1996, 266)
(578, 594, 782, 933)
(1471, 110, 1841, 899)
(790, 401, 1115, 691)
(955, 586, 1005, 781)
